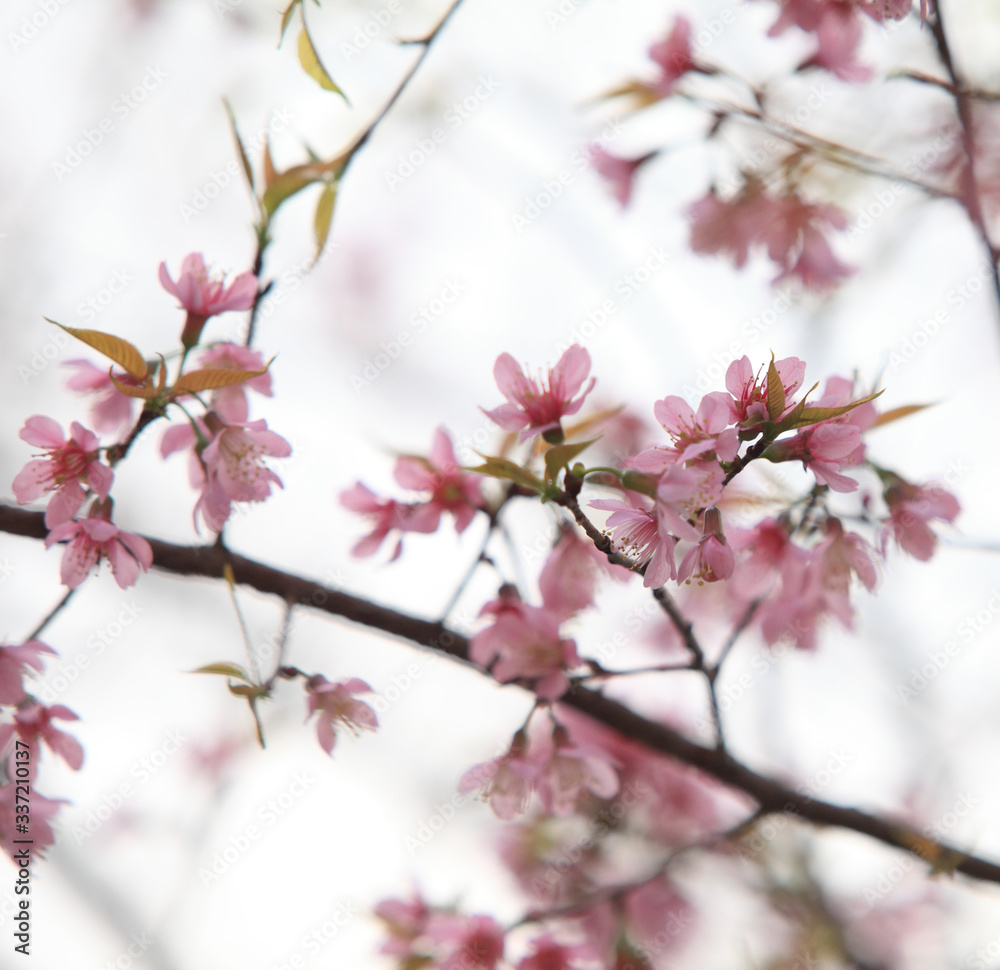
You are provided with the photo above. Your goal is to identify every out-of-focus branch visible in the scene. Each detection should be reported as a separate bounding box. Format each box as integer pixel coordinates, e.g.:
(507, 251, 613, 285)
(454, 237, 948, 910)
(2, 501, 999, 885)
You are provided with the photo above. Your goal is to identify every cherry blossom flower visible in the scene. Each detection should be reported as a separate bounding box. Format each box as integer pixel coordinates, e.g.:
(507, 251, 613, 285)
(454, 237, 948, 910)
(64, 359, 138, 436)
(535, 728, 620, 816)
(44, 512, 152, 589)
(375, 895, 431, 958)
(728, 518, 801, 600)
(304, 675, 378, 755)
(538, 526, 627, 619)
(765, 422, 864, 491)
(340, 483, 441, 561)
(623, 877, 694, 956)
(590, 146, 653, 207)
(196, 343, 273, 423)
(459, 730, 539, 820)
(201, 418, 291, 504)
(482, 345, 596, 443)
(426, 913, 505, 970)
(652, 392, 739, 463)
(590, 494, 675, 588)
(0, 700, 84, 774)
(677, 507, 735, 584)
(12, 417, 113, 528)
(725, 354, 807, 427)
(518, 934, 593, 970)
(470, 589, 581, 698)
(648, 16, 697, 94)
(0, 782, 65, 859)
(158, 253, 257, 347)
(393, 428, 485, 534)
(881, 480, 960, 561)
(0, 641, 56, 706)
(160, 419, 228, 533)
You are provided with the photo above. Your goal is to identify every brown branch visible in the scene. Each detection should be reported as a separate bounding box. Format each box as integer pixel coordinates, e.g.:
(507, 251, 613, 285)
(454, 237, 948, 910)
(2, 501, 1000, 886)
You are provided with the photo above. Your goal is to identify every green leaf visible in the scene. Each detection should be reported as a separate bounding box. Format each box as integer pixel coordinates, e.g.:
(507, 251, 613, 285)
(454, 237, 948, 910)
(262, 169, 320, 218)
(172, 364, 270, 395)
(278, 0, 300, 45)
(297, 26, 347, 101)
(871, 403, 932, 429)
(50, 321, 147, 379)
(544, 437, 598, 483)
(465, 455, 544, 492)
(223, 100, 255, 194)
(192, 662, 252, 682)
(766, 354, 785, 421)
(779, 389, 884, 431)
(228, 683, 269, 699)
(313, 181, 338, 259)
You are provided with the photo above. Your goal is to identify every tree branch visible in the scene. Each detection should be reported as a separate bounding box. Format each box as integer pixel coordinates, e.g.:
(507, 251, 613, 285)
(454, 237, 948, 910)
(2, 501, 999, 886)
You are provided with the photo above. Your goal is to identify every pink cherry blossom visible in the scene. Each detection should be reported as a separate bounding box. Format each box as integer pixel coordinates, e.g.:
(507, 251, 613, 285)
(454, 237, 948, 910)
(470, 589, 581, 699)
(624, 877, 694, 955)
(881, 481, 960, 561)
(393, 428, 485, 534)
(0, 700, 84, 774)
(375, 895, 431, 958)
(766, 422, 863, 492)
(340, 482, 441, 561)
(652, 392, 739, 463)
(728, 518, 801, 600)
(481, 345, 596, 443)
(648, 16, 697, 95)
(677, 507, 735, 584)
(459, 730, 539, 820)
(426, 913, 505, 970)
(590, 146, 652, 207)
(517, 934, 593, 970)
(535, 729, 620, 816)
(44, 514, 153, 589)
(538, 526, 627, 619)
(304, 675, 378, 755)
(0, 641, 56, 706)
(590, 494, 675, 588)
(64, 359, 138, 436)
(201, 418, 291, 505)
(12, 416, 114, 528)
(725, 355, 807, 427)
(197, 343, 273, 423)
(0, 782, 64, 860)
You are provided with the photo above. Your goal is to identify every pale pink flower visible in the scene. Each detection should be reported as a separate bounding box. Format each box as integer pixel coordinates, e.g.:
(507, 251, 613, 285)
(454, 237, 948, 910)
(518, 934, 593, 970)
(426, 913, 505, 970)
(728, 518, 801, 600)
(0, 700, 83, 774)
(648, 16, 697, 94)
(766, 422, 863, 492)
(482, 345, 596, 443)
(0, 641, 56, 706)
(0, 782, 64, 860)
(340, 483, 441, 561)
(304, 675, 378, 755)
(201, 418, 291, 505)
(535, 730, 620, 816)
(677, 507, 735, 584)
(882, 481, 960, 561)
(44, 514, 153, 589)
(64, 359, 138, 436)
(197, 343, 273, 423)
(375, 895, 431, 958)
(774, 216, 854, 290)
(652, 392, 739, 463)
(656, 462, 720, 542)
(590, 146, 653, 207)
(394, 428, 485, 534)
(624, 878, 694, 955)
(459, 730, 539, 820)
(12, 417, 113, 528)
(538, 527, 626, 619)
(470, 590, 581, 699)
(590, 494, 676, 588)
(725, 354, 807, 427)
(159, 253, 257, 347)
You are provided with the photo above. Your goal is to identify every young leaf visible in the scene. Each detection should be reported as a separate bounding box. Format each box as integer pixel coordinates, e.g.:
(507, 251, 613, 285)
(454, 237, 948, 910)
(313, 181, 338, 259)
(171, 364, 270, 396)
(780, 389, 884, 431)
(223, 99, 255, 194)
(766, 354, 785, 421)
(297, 26, 347, 102)
(871, 403, 932, 429)
(278, 0, 301, 45)
(544, 437, 599, 483)
(50, 321, 147, 379)
(263, 135, 277, 189)
(262, 169, 319, 218)
(193, 662, 252, 682)
(465, 455, 544, 492)
(109, 372, 158, 399)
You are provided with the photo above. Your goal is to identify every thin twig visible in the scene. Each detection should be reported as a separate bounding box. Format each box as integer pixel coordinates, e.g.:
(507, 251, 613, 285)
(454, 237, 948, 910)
(24, 588, 76, 642)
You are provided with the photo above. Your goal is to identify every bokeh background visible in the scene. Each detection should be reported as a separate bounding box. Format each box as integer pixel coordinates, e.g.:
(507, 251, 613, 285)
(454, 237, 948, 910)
(1, 0, 1000, 966)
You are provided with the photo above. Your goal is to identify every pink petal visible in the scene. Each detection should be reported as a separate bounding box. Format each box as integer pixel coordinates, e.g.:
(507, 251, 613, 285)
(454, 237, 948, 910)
(20, 416, 65, 449)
